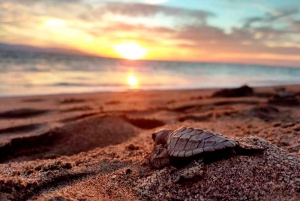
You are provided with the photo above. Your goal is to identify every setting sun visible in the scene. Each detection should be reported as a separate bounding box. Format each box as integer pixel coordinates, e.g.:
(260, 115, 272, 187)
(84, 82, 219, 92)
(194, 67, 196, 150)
(127, 75, 138, 87)
(114, 42, 147, 60)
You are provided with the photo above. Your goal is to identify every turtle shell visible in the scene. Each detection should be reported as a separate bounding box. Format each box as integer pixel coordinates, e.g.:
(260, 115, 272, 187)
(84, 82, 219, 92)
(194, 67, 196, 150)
(166, 126, 237, 158)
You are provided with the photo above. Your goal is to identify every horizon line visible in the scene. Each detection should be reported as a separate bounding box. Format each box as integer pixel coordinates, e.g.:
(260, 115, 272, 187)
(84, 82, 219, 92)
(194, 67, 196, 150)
(1, 42, 299, 69)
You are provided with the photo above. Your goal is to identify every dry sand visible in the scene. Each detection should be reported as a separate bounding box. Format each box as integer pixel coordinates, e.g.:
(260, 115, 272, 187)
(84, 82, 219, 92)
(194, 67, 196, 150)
(0, 85, 299, 200)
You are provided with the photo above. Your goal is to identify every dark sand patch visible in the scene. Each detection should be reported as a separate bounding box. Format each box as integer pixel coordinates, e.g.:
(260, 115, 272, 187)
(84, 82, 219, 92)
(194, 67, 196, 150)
(166, 100, 176, 104)
(0, 109, 50, 119)
(190, 96, 203, 100)
(172, 104, 201, 113)
(0, 124, 42, 135)
(124, 117, 165, 129)
(172, 100, 259, 113)
(212, 100, 259, 106)
(267, 91, 300, 106)
(254, 92, 274, 98)
(59, 98, 86, 104)
(59, 112, 99, 123)
(105, 100, 121, 105)
(178, 113, 213, 122)
(244, 105, 279, 120)
(268, 96, 300, 106)
(60, 106, 93, 113)
(242, 105, 294, 122)
(212, 85, 253, 97)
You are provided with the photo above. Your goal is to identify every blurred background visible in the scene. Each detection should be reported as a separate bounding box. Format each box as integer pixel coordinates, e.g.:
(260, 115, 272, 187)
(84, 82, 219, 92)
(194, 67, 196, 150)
(1, 0, 300, 96)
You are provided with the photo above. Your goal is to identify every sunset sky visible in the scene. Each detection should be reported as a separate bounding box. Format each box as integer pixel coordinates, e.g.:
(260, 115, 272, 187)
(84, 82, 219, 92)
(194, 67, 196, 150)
(1, 0, 300, 66)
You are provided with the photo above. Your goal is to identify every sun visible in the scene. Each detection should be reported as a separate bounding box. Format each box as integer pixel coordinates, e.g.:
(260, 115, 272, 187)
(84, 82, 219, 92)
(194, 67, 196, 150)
(114, 42, 147, 60)
(127, 75, 138, 87)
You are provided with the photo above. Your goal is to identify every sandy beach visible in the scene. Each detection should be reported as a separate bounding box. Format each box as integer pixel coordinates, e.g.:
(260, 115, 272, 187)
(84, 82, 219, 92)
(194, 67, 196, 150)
(0, 85, 299, 200)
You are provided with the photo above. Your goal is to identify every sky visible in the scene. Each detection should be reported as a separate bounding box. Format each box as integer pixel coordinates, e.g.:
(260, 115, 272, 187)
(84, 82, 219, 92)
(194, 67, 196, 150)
(0, 0, 300, 67)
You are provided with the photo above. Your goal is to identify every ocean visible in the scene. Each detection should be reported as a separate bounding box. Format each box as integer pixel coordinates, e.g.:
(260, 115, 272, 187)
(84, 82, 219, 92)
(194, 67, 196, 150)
(1, 51, 300, 97)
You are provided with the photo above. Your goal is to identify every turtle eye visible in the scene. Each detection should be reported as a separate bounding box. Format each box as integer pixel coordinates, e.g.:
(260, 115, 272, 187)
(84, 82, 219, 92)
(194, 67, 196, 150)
(152, 133, 156, 141)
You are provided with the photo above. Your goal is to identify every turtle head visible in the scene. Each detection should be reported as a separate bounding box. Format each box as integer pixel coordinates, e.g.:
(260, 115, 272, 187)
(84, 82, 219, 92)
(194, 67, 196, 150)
(150, 144, 170, 169)
(152, 129, 172, 145)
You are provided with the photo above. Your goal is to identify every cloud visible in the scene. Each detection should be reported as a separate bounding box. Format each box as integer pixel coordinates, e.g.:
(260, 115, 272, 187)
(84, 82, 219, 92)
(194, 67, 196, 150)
(292, 20, 300, 31)
(175, 24, 228, 43)
(236, 7, 300, 50)
(0, 0, 300, 66)
(144, 0, 169, 4)
(83, 18, 300, 58)
(85, 21, 176, 46)
(100, 2, 214, 21)
(4, 0, 81, 5)
(161, 5, 300, 59)
(0, 0, 87, 26)
(243, 7, 299, 29)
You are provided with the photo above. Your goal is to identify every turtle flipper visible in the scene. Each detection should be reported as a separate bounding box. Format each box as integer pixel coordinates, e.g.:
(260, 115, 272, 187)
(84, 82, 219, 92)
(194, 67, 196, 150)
(150, 144, 170, 169)
(170, 160, 204, 183)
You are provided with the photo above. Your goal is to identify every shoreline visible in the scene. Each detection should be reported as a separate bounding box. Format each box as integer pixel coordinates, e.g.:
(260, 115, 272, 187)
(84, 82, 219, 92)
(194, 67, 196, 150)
(0, 84, 299, 200)
(0, 83, 300, 99)
(2, 83, 300, 99)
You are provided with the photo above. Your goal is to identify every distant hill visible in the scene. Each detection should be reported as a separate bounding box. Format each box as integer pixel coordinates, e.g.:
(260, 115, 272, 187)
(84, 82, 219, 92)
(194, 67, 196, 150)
(0, 42, 87, 56)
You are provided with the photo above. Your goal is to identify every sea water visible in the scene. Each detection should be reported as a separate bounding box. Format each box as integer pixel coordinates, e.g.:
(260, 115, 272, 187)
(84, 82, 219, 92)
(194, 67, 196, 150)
(0, 51, 300, 97)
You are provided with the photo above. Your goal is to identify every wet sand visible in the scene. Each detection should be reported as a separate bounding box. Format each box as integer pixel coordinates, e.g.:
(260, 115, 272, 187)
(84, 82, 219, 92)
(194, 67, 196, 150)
(0, 85, 299, 200)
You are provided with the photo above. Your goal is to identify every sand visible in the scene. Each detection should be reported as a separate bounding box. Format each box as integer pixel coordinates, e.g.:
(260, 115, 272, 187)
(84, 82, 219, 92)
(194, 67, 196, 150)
(0, 85, 299, 200)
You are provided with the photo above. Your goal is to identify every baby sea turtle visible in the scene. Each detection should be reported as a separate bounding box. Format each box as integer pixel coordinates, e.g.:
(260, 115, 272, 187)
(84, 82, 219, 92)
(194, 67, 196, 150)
(150, 126, 264, 182)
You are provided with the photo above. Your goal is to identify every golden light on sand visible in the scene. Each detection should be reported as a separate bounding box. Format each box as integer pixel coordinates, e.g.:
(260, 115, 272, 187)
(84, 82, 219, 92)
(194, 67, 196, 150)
(127, 75, 138, 87)
(114, 42, 147, 60)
